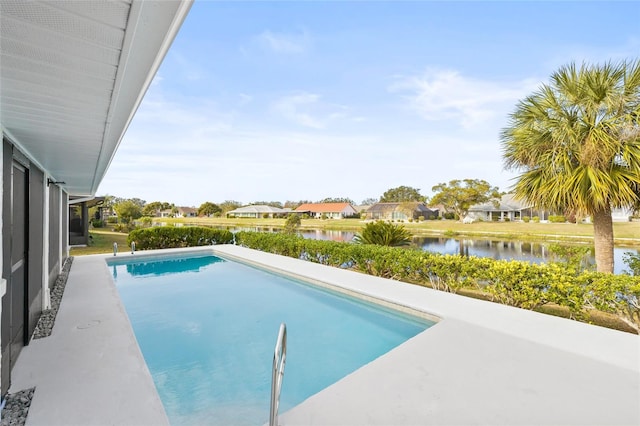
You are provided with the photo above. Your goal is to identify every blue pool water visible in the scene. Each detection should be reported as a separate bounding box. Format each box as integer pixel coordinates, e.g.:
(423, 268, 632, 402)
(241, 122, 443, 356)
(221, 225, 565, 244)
(109, 253, 433, 425)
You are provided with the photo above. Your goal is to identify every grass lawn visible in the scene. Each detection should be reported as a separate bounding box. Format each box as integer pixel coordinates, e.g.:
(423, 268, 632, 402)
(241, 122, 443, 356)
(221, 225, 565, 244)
(69, 229, 129, 256)
(155, 217, 640, 246)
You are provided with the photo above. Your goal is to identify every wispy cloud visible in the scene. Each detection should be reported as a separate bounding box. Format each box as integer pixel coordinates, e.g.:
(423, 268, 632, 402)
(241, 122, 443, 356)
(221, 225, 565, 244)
(256, 29, 310, 54)
(271, 92, 348, 129)
(389, 68, 538, 128)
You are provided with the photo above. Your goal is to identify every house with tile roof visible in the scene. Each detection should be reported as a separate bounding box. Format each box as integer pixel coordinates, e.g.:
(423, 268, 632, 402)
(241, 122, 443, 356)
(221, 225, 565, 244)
(294, 203, 358, 219)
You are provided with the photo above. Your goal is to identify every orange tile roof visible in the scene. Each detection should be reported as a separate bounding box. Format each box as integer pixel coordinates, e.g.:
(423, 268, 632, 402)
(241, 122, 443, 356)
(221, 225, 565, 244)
(294, 203, 353, 213)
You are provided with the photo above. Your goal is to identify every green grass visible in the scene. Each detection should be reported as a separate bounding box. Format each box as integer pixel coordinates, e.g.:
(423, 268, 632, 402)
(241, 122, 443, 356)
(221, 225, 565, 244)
(70, 230, 129, 256)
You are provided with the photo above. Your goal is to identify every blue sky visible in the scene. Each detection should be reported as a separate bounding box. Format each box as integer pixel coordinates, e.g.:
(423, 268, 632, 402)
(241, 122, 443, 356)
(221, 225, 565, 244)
(98, 0, 640, 207)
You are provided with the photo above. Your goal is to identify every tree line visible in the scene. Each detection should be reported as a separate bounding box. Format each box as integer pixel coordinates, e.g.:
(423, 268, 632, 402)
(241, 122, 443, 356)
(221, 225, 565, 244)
(101, 179, 502, 224)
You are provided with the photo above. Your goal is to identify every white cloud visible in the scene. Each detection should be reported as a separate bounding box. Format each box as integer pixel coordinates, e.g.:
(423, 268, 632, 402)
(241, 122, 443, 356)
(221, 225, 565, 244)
(238, 93, 253, 106)
(256, 29, 310, 54)
(271, 92, 349, 129)
(272, 93, 323, 128)
(99, 77, 517, 206)
(390, 68, 538, 128)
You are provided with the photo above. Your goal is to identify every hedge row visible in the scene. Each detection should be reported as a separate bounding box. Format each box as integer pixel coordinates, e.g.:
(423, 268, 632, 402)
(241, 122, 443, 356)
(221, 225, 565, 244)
(234, 231, 640, 332)
(127, 226, 234, 250)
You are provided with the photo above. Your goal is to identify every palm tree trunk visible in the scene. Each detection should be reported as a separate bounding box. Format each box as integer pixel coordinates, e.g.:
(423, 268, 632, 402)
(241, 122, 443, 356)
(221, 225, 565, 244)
(592, 206, 614, 273)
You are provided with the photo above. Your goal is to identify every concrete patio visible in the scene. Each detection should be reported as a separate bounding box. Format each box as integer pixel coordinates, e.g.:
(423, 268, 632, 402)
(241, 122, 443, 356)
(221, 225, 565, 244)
(8, 245, 640, 425)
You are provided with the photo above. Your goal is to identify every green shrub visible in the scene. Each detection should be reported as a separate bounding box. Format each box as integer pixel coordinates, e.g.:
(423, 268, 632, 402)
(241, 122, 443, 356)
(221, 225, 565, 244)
(283, 214, 301, 234)
(233, 231, 640, 332)
(533, 216, 540, 223)
(91, 219, 104, 228)
(113, 223, 133, 233)
(137, 216, 153, 228)
(418, 216, 425, 222)
(549, 215, 566, 223)
(353, 221, 412, 246)
(623, 252, 640, 276)
(106, 216, 118, 224)
(127, 226, 234, 250)
(522, 216, 530, 223)
(443, 212, 456, 220)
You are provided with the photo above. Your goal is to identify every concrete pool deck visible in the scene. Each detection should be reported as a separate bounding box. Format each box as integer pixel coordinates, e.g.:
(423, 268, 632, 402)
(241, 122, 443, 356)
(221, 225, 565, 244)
(8, 245, 640, 425)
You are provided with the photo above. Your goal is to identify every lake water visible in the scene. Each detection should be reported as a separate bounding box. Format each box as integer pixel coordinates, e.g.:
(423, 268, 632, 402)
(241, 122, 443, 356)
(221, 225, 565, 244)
(165, 224, 638, 274)
(235, 227, 638, 274)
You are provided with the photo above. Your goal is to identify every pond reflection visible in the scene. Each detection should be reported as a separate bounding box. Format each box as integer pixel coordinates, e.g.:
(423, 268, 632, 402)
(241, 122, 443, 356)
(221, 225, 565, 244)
(168, 224, 638, 274)
(296, 230, 636, 275)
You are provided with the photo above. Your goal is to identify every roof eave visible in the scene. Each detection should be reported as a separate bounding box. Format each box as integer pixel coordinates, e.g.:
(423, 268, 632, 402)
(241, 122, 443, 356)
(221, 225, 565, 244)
(89, 0, 194, 195)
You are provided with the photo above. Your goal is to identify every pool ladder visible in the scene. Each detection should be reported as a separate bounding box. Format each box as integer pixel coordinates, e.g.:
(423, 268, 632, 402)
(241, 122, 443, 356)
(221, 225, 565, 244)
(269, 323, 287, 426)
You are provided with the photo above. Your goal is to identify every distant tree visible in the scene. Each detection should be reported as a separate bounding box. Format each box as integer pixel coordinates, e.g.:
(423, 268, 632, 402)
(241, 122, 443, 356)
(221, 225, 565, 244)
(318, 197, 355, 204)
(101, 194, 118, 208)
(380, 186, 426, 203)
(138, 216, 153, 228)
(398, 201, 422, 220)
(129, 198, 147, 208)
(198, 202, 222, 217)
(283, 214, 301, 234)
(284, 200, 312, 209)
(251, 201, 283, 208)
(431, 179, 501, 221)
(354, 221, 412, 246)
(360, 197, 379, 205)
(219, 200, 243, 214)
(501, 60, 640, 273)
(113, 200, 143, 224)
(142, 201, 173, 217)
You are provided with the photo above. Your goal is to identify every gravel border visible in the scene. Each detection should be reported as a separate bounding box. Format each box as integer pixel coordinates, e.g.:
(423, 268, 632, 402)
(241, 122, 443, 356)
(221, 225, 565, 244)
(0, 257, 74, 422)
(32, 257, 74, 339)
(0, 387, 35, 426)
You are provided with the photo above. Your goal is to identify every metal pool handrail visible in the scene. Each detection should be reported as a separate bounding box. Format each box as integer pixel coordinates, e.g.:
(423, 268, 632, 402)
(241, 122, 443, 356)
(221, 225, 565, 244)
(270, 323, 287, 426)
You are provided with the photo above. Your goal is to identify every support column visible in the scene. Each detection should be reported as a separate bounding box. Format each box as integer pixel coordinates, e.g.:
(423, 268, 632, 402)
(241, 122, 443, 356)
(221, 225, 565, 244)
(42, 175, 51, 310)
(58, 189, 63, 271)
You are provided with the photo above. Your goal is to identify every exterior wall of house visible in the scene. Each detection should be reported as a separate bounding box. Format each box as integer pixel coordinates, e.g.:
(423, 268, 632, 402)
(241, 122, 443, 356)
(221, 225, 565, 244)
(0, 136, 68, 397)
(0, 135, 6, 396)
(231, 212, 259, 218)
(612, 207, 633, 222)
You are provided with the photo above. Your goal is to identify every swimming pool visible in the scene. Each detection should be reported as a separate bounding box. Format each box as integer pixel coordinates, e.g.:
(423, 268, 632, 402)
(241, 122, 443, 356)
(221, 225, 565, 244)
(108, 252, 434, 425)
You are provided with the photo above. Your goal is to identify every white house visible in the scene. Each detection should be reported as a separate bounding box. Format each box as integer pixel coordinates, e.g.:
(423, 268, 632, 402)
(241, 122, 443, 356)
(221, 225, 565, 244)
(226, 205, 289, 218)
(467, 194, 547, 221)
(0, 0, 192, 399)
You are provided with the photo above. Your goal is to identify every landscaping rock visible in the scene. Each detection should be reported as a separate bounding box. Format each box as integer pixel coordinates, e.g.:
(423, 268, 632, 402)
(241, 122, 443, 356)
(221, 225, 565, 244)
(32, 257, 73, 339)
(0, 387, 35, 426)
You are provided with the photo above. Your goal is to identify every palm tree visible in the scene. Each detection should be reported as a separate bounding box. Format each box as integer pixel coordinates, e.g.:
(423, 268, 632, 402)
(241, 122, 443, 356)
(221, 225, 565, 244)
(354, 221, 412, 246)
(501, 60, 640, 273)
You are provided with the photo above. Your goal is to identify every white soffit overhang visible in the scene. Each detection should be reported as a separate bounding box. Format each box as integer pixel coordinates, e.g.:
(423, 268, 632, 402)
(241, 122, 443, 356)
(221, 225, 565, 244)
(0, 0, 193, 196)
